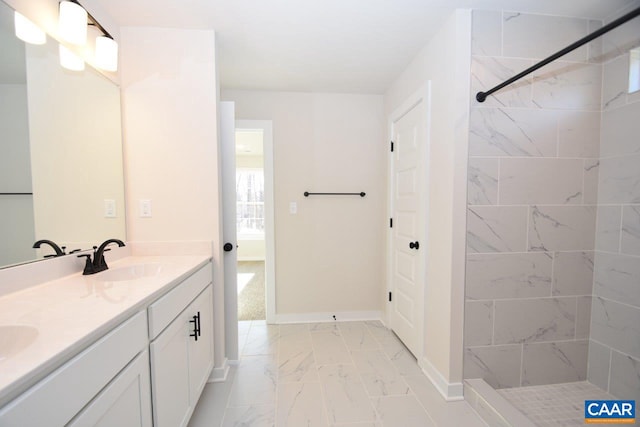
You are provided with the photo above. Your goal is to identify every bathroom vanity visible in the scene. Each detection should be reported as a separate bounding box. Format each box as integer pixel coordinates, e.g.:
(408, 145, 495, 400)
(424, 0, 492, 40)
(0, 255, 213, 427)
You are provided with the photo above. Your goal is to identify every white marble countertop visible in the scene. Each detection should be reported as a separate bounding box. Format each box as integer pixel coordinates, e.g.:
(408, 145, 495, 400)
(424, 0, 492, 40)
(0, 254, 211, 407)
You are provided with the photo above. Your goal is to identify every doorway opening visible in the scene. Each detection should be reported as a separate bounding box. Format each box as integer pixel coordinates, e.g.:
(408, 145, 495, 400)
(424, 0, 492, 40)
(234, 120, 276, 356)
(235, 129, 266, 321)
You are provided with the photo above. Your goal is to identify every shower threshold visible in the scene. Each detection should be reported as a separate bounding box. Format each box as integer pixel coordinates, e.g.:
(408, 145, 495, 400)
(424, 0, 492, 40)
(465, 379, 624, 426)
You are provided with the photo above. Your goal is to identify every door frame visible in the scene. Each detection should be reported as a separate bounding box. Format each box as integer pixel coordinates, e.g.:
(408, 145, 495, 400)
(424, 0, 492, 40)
(235, 120, 276, 324)
(386, 83, 431, 359)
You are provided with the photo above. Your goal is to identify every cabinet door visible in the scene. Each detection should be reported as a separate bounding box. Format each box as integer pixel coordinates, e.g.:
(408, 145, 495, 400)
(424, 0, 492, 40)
(68, 350, 152, 427)
(188, 284, 214, 402)
(150, 311, 191, 427)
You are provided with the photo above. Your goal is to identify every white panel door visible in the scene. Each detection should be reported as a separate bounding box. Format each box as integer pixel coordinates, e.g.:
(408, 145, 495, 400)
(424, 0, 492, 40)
(389, 88, 429, 358)
(220, 101, 239, 360)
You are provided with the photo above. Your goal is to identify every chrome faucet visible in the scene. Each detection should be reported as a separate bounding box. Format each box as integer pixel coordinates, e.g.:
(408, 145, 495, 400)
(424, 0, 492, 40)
(33, 239, 65, 258)
(77, 238, 125, 275)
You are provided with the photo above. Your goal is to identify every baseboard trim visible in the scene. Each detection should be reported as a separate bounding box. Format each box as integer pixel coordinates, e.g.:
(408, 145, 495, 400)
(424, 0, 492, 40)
(419, 357, 464, 401)
(273, 311, 382, 324)
(208, 358, 230, 383)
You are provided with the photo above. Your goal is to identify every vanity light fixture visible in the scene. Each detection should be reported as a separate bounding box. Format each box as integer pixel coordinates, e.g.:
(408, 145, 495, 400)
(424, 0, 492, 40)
(58, 0, 118, 72)
(59, 44, 85, 71)
(58, 0, 87, 45)
(14, 12, 46, 45)
(95, 35, 118, 72)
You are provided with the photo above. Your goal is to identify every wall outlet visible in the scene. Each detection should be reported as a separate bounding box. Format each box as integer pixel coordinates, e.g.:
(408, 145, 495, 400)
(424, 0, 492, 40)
(140, 199, 152, 217)
(104, 199, 116, 218)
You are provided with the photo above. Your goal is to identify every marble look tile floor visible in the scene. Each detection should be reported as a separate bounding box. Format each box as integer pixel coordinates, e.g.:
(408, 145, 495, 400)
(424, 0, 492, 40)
(189, 320, 487, 427)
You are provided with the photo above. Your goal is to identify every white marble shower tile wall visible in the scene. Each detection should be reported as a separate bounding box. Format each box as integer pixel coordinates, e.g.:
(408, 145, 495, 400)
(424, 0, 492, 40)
(464, 9, 603, 389)
(588, 1, 640, 403)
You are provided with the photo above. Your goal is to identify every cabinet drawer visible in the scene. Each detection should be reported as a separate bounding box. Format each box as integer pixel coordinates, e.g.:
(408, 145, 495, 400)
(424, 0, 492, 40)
(148, 262, 212, 340)
(0, 311, 147, 427)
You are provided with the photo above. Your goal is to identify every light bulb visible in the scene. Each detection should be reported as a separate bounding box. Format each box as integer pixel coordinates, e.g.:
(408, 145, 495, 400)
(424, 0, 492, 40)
(14, 12, 46, 45)
(59, 44, 85, 71)
(58, 1, 87, 45)
(95, 35, 118, 71)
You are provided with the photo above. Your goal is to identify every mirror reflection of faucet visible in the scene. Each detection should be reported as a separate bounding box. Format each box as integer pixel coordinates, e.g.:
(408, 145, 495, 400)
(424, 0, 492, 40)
(32, 239, 82, 258)
(32, 239, 65, 258)
(77, 239, 126, 275)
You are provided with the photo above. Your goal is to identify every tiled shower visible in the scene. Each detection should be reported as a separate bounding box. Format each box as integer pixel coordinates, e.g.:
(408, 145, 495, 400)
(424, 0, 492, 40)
(463, 3, 640, 420)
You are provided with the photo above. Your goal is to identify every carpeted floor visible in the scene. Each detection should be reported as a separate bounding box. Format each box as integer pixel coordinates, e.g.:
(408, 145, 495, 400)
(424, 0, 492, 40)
(237, 261, 265, 321)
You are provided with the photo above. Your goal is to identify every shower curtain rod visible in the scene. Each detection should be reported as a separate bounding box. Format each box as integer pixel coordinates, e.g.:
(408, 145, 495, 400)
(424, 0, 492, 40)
(476, 5, 640, 103)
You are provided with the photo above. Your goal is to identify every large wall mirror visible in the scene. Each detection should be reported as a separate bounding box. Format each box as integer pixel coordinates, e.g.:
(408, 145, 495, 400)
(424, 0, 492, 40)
(0, 0, 125, 268)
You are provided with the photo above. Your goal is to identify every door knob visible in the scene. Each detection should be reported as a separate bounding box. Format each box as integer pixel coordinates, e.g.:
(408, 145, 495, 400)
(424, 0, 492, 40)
(409, 241, 420, 250)
(223, 242, 233, 252)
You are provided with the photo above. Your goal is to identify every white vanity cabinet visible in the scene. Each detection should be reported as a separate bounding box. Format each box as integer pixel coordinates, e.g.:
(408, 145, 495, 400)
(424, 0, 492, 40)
(0, 258, 214, 427)
(0, 311, 150, 427)
(148, 264, 214, 427)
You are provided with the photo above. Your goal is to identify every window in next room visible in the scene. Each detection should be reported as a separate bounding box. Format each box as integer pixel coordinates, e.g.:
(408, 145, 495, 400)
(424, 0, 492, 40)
(629, 48, 640, 93)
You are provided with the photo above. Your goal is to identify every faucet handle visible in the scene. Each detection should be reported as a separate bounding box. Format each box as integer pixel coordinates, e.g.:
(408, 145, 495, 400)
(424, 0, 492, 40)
(77, 254, 95, 275)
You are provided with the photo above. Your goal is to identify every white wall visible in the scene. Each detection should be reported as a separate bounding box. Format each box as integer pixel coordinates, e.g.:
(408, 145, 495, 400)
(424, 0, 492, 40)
(120, 27, 226, 367)
(237, 239, 265, 261)
(222, 90, 386, 318)
(383, 9, 471, 394)
(120, 27, 219, 243)
(237, 155, 263, 169)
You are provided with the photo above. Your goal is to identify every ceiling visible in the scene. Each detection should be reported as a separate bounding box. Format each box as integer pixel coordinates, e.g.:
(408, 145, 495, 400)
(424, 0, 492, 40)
(96, 0, 637, 94)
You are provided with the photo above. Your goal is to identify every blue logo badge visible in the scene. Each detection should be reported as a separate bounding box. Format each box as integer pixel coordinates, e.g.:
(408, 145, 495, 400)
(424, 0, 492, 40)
(585, 400, 635, 424)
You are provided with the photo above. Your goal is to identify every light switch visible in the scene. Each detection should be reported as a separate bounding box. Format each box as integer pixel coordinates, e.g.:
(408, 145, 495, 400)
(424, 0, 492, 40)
(140, 199, 152, 217)
(104, 199, 116, 218)
(289, 202, 297, 214)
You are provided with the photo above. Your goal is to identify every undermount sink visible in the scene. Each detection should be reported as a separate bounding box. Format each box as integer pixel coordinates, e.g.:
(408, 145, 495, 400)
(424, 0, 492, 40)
(0, 325, 39, 361)
(94, 263, 162, 282)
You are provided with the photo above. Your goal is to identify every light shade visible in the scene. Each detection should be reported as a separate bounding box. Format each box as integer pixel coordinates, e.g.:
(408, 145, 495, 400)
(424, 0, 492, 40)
(59, 44, 85, 71)
(95, 35, 118, 72)
(58, 1, 87, 45)
(14, 12, 46, 45)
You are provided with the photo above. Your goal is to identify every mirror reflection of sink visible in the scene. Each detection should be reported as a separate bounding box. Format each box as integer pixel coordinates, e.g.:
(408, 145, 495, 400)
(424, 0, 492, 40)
(94, 263, 162, 282)
(0, 325, 39, 362)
